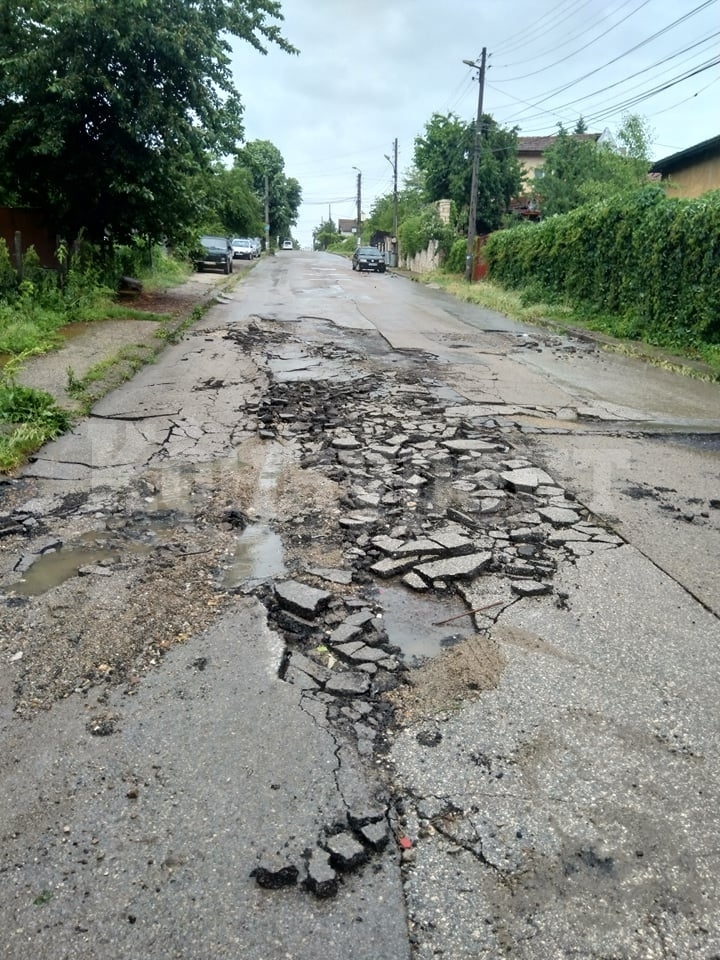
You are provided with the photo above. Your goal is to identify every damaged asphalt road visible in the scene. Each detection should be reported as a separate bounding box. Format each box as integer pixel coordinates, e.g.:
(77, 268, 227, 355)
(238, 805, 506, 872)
(1, 251, 719, 959)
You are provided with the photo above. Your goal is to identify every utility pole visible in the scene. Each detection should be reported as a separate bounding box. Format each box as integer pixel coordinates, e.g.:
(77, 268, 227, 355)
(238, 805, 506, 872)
(385, 138, 399, 265)
(264, 174, 270, 252)
(464, 47, 487, 282)
(352, 167, 362, 245)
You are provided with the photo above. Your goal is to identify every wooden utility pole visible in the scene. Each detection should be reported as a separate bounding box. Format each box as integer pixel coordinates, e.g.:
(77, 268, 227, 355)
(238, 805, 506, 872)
(385, 138, 399, 265)
(355, 169, 362, 245)
(264, 174, 270, 252)
(464, 47, 487, 282)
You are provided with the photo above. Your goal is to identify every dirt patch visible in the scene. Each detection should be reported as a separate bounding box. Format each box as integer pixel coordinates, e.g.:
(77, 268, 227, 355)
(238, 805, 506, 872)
(2, 520, 236, 717)
(388, 633, 505, 722)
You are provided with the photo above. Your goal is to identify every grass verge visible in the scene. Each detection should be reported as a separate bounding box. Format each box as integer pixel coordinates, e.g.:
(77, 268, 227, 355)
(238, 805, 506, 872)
(422, 272, 720, 381)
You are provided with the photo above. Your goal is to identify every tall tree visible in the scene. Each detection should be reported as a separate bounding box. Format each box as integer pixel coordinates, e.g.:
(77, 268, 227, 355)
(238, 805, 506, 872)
(364, 178, 425, 237)
(237, 140, 301, 242)
(0, 0, 296, 244)
(413, 111, 521, 234)
(201, 165, 264, 238)
(312, 217, 339, 251)
(539, 115, 652, 216)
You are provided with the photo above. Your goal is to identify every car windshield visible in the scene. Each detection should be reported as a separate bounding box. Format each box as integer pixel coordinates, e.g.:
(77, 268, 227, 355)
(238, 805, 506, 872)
(202, 237, 227, 248)
(358, 247, 380, 255)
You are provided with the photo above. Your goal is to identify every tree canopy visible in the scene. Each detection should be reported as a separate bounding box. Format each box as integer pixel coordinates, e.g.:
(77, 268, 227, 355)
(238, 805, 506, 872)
(413, 112, 522, 234)
(538, 115, 653, 216)
(237, 140, 302, 243)
(312, 217, 340, 251)
(0, 0, 296, 244)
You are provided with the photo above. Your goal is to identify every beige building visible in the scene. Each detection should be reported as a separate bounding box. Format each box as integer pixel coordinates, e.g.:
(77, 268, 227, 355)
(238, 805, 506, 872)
(650, 135, 720, 198)
(516, 131, 613, 187)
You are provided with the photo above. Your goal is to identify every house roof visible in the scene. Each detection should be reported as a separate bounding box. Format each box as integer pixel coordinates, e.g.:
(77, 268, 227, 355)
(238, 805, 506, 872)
(650, 134, 720, 174)
(517, 133, 601, 155)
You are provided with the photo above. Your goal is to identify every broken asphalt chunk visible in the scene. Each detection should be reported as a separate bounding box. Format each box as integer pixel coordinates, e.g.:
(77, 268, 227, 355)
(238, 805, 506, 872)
(274, 580, 331, 619)
(325, 671, 372, 697)
(251, 858, 299, 889)
(500, 467, 555, 492)
(358, 820, 390, 852)
(285, 651, 331, 686)
(414, 551, 492, 582)
(323, 832, 370, 871)
(538, 506, 581, 526)
(370, 556, 419, 578)
(510, 580, 552, 597)
(304, 850, 339, 898)
(442, 438, 504, 453)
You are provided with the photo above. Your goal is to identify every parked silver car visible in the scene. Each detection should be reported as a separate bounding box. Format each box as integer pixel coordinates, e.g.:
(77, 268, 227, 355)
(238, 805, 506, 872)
(232, 238, 256, 260)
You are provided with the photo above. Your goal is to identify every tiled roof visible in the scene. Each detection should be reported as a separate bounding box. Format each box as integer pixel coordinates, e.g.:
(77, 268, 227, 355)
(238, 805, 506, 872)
(517, 133, 601, 154)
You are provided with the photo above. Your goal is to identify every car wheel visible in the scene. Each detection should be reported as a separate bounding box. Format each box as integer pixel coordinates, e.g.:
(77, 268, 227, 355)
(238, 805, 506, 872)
(230, 260, 234, 273)
(223, 260, 230, 275)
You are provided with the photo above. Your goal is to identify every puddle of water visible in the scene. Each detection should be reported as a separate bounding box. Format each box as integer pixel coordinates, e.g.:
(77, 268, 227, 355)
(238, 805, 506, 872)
(374, 584, 474, 665)
(222, 523, 286, 587)
(141, 457, 253, 514)
(258, 446, 284, 495)
(4, 529, 159, 598)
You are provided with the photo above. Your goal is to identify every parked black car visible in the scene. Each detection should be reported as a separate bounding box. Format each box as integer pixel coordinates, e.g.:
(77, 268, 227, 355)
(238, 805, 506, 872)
(352, 245, 386, 273)
(193, 236, 233, 274)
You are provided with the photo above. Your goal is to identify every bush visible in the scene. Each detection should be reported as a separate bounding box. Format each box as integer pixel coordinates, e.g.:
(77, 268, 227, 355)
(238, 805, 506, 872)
(399, 207, 455, 259)
(485, 186, 720, 350)
(442, 238, 469, 274)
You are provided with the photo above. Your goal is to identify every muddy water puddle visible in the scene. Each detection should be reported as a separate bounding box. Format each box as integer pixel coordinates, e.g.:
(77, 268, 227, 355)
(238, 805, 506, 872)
(373, 584, 474, 665)
(5, 531, 152, 597)
(222, 523, 286, 587)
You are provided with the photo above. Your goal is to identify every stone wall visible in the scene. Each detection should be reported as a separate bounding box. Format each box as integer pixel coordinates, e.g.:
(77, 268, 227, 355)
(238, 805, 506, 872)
(400, 239, 442, 275)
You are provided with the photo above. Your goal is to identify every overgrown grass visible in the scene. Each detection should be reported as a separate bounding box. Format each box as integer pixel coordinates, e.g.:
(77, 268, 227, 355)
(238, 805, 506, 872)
(65, 345, 156, 414)
(0, 357, 72, 472)
(0, 240, 200, 470)
(423, 271, 720, 380)
(0, 240, 190, 358)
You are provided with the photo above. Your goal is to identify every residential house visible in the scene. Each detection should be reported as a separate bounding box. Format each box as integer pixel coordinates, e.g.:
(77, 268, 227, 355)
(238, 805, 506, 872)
(338, 218, 359, 237)
(517, 130, 615, 185)
(512, 130, 614, 219)
(650, 134, 720, 198)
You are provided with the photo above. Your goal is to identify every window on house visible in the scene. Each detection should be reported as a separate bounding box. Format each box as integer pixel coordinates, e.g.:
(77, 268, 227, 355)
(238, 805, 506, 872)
(533, 167, 545, 179)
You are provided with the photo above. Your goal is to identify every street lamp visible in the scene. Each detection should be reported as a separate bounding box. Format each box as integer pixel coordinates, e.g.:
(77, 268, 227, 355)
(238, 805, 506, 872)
(464, 49, 487, 282)
(352, 166, 362, 246)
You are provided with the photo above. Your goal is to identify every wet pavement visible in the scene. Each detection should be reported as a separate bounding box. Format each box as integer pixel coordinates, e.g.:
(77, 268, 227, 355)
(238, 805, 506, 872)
(1, 251, 719, 958)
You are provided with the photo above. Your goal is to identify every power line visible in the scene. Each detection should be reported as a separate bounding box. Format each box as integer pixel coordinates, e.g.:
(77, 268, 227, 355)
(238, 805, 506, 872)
(493, 0, 591, 57)
(493, 0, 654, 80)
(581, 54, 720, 124)
(494, 30, 719, 129)
(502, 0, 719, 124)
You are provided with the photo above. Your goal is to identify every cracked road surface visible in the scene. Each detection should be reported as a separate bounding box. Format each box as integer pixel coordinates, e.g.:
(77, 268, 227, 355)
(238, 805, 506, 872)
(1, 250, 719, 959)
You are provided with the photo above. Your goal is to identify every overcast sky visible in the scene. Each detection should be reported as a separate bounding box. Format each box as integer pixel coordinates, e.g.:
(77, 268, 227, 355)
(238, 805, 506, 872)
(230, 0, 719, 246)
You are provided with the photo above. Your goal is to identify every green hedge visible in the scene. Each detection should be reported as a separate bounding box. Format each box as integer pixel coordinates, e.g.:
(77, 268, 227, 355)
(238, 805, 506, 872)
(485, 186, 720, 347)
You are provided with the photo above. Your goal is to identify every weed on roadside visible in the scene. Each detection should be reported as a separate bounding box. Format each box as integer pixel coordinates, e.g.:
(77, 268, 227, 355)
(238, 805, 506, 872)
(0, 361, 72, 472)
